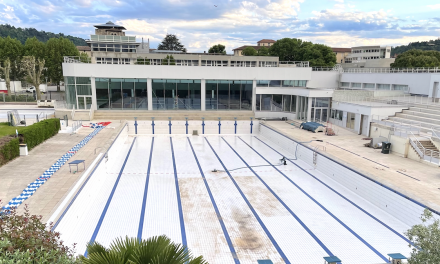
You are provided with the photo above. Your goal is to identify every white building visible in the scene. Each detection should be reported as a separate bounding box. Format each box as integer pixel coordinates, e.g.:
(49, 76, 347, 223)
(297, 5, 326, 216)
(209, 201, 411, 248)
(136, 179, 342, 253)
(62, 23, 440, 138)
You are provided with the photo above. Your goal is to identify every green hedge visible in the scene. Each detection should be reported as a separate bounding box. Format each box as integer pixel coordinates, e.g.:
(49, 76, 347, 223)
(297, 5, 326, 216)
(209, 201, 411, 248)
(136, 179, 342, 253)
(0, 137, 19, 166)
(20, 118, 60, 150)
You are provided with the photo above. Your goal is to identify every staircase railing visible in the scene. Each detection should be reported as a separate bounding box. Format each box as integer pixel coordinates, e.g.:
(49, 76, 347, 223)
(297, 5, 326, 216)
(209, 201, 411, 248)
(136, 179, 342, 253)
(409, 131, 440, 164)
(71, 105, 75, 120)
(431, 127, 440, 140)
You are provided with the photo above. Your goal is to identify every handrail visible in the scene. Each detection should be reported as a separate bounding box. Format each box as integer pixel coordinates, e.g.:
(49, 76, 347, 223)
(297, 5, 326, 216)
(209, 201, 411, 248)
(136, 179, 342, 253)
(71, 105, 75, 120)
(431, 127, 440, 140)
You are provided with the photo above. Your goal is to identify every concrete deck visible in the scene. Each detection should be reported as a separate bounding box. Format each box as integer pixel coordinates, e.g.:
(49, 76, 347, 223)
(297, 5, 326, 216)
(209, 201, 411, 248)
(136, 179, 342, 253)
(264, 121, 440, 212)
(0, 121, 125, 222)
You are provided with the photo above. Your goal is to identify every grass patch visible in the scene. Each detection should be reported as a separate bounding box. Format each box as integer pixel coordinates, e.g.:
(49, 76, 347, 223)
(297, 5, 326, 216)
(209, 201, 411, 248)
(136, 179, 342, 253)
(0, 122, 26, 137)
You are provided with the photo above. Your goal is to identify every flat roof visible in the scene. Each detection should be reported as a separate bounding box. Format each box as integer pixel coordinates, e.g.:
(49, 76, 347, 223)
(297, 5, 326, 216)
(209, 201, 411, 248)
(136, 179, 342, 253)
(94, 21, 126, 30)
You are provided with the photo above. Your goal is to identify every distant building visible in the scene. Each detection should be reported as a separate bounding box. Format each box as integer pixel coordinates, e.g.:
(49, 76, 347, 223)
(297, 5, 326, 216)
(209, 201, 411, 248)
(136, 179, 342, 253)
(343, 45, 395, 68)
(331, 48, 351, 64)
(76, 46, 91, 57)
(233, 39, 276, 56)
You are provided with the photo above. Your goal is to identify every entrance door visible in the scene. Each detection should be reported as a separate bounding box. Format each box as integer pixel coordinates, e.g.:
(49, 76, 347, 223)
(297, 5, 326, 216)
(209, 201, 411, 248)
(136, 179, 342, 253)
(77, 96, 93, 110)
(361, 114, 369, 136)
(433, 82, 439, 102)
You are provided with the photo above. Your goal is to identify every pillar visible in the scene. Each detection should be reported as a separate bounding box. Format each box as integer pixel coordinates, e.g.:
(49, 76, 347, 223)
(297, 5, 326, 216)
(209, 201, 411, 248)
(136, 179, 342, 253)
(307, 97, 312, 122)
(201, 79, 206, 111)
(295, 95, 300, 116)
(90, 77, 97, 111)
(147, 78, 153, 110)
(252, 80, 257, 112)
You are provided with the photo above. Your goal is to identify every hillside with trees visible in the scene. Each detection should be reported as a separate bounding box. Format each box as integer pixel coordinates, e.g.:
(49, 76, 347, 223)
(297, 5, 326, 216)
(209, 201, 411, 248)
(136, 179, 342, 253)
(391, 38, 440, 57)
(0, 24, 87, 46)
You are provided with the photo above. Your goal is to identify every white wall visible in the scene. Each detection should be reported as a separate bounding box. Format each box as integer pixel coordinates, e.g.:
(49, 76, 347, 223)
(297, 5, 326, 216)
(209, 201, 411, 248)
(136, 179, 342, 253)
(63, 63, 312, 81)
(330, 102, 407, 135)
(259, 124, 440, 227)
(255, 111, 296, 120)
(307, 71, 339, 89)
(341, 73, 440, 96)
(0, 81, 22, 92)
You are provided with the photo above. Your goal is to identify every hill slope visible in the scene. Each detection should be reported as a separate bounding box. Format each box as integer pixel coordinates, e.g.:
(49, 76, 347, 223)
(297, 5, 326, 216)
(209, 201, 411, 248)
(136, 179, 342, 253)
(0, 24, 87, 46)
(392, 39, 440, 56)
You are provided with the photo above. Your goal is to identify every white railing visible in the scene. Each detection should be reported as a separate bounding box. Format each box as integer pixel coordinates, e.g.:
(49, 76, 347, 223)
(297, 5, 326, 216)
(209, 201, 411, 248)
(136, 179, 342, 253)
(343, 67, 440, 73)
(333, 94, 440, 107)
(372, 114, 440, 136)
(431, 127, 440, 140)
(63, 56, 91, 63)
(409, 131, 440, 164)
(71, 105, 75, 120)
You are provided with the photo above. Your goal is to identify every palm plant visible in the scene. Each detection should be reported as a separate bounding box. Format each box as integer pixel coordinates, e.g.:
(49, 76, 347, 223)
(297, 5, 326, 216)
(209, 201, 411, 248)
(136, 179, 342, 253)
(80, 235, 208, 264)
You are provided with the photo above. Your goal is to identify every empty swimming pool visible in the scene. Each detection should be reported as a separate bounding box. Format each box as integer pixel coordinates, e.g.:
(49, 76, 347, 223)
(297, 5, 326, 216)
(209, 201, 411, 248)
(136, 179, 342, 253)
(52, 124, 418, 264)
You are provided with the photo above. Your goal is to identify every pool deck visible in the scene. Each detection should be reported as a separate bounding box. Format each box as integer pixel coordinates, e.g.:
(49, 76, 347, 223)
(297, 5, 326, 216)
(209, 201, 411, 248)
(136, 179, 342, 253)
(0, 121, 125, 222)
(264, 121, 440, 213)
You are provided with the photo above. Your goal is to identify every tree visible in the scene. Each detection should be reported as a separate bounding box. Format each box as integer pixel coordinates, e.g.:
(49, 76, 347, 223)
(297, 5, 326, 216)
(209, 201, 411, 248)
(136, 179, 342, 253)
(269, 38, 336, 66)
(242, 46, 257, 56)
(79, 52, 91, 63)
(24, 36, 46, 60)
(45, 37, 79, 91)
(21, 56, 45, 100)
(0, 203, 78, 263)
(258, 46, 270, 56)
(158, 34, 186, 52)
(135, 56, 150, 65)
(0, 58, 11, 94)
(81, 236, 207, 264)
(405, 208, 440, 263)
(161, 55, 176, 65)
(391, 49, 440, 68)
(208, 44, 226, 54)
(0, 36, 24, 81)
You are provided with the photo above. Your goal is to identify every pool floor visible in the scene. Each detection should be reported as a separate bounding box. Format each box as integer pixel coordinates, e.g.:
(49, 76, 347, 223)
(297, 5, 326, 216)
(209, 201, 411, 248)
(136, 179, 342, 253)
(54, 134, 411, 264)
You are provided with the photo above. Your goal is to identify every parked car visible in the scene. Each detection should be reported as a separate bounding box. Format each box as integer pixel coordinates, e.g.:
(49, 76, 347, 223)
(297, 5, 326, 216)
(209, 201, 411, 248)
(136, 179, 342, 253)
(26, 86, 36, 93)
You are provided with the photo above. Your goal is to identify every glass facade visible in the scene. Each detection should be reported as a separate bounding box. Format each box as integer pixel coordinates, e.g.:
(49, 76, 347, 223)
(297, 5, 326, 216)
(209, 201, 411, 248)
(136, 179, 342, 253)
(152, 79, 201, 110)
(310, 97, 330, 123)
(65, 77, 92, 109)
(205, 80, 252, 110)
(256, 94, 297, 113)
(95, 78, 148, 110)
(257, 80, 307, 87)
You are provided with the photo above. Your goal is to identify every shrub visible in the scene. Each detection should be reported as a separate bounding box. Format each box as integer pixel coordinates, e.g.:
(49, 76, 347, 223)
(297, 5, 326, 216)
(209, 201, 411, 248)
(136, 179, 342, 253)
(19, 118, 60, 150)
(0, 137, 19, 166)
(0, 203, 79, 263)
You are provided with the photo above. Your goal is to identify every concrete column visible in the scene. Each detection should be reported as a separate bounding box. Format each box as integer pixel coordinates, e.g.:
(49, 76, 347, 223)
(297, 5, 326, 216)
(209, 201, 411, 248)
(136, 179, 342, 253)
(198, 55, 202, 66)
(201, 79, 206, 111)
(295, 95, 299, 116)
(252, 80, 257, 112)
(307, 97, 312, 122)
(90, 77, 97, 111)
(147, 78, 153, 111)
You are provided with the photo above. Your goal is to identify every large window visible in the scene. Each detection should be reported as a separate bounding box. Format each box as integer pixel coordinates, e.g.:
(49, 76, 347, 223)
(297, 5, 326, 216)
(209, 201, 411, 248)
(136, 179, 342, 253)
(256, 94, 297, 113)
(393, 84, 409, 92)
(377, 84, 391, 90)
(363, 83, 375, 89)
(331, 109, 343, 121)
(205, 80, 253, 110)
(257, 80, 307, 87)
(64, 76, 92, 110)
(152, 79, 201, 110)
(95, 78, 148, 110)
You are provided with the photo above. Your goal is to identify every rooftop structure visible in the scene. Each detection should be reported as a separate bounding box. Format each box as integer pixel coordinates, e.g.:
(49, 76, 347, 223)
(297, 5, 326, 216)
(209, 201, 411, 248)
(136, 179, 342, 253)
(233, 39, 277, 56)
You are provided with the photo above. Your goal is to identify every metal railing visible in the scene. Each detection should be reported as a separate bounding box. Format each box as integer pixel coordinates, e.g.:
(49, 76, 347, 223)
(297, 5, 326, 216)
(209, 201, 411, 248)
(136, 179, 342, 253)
(343, 67, 440, 73)
(64, 56, 311, 68)
(409, 131, 440, 164)
(333, 94, 440, 107)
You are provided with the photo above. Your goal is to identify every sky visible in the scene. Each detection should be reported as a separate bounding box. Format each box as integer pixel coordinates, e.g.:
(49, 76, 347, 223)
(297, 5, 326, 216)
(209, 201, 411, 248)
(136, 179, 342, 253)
(0, 0, 439, 53)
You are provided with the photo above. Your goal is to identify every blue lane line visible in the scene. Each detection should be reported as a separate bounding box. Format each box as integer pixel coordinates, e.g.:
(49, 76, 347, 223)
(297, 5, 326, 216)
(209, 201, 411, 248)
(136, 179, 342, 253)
(85, 137, 137, 257)
(170, 137, 187, 247)
(138, 137, 155, 240)
(221, 137, 335, 258)
(52, 123, 127, 231)
(187, 138, 240, 264)
(260, 124, 440, 217)
(253, 136, 413, 246)
(204, 137, 290, 264)
(246, 136, 391, 263)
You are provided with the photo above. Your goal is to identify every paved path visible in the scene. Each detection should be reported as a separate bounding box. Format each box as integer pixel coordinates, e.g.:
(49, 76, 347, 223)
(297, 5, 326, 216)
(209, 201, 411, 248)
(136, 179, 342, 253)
(264, 121, 440, 212)
(0, 121, 125, 222)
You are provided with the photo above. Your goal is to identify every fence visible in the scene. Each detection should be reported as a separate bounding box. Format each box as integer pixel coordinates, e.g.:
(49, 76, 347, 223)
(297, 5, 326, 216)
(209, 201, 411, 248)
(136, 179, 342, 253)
(333, 94, 440, 107)
(1, 93, 36, 103)
(371, 115, 440, 137)
(343, 67, 440, 73)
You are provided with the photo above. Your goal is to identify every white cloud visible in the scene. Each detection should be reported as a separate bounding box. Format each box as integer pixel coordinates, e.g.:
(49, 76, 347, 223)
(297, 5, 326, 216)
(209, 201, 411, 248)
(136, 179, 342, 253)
(427, 4, 440, 9)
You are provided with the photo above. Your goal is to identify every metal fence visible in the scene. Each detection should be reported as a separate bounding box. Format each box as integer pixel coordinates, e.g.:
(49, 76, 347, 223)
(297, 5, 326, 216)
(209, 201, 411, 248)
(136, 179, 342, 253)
(343, 67, 440, 73)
